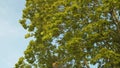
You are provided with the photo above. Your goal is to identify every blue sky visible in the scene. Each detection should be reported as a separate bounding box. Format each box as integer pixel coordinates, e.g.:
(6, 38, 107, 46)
(0, 0, 31, 68)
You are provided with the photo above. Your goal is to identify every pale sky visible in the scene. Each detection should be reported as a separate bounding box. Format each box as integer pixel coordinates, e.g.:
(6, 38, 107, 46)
(0, 0, 31, 68)
(0, 0, 97, 68)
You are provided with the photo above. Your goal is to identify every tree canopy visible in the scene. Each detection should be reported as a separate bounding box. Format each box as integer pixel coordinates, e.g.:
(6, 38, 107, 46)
(15, 0, 120, 68)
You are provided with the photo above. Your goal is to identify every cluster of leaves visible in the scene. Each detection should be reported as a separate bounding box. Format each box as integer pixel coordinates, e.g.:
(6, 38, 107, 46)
(15, 0, 120, 68)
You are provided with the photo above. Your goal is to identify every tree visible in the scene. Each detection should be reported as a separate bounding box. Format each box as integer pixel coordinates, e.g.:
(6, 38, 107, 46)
(15, 0, 120, 68)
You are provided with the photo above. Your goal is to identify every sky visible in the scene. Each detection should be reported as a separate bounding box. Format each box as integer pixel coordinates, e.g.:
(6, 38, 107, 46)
(0, 0, 31, 68)
(0, 0, 98, 68)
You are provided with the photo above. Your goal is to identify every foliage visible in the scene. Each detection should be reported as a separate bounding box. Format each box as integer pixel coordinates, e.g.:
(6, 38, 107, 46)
(15, 0, 120, 68)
